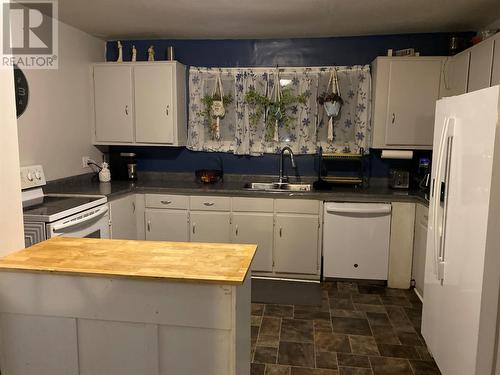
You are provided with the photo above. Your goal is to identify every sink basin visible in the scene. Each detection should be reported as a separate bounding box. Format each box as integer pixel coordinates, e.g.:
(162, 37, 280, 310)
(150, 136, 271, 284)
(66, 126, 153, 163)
(244, 182, 312, 192)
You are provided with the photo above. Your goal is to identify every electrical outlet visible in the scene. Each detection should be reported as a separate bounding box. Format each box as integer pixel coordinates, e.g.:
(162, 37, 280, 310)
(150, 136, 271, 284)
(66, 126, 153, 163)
(82, 156, 90, 168)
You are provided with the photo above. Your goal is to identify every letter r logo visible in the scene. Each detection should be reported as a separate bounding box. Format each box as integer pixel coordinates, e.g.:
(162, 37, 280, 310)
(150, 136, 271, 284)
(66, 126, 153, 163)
(3, 2, 53, 54)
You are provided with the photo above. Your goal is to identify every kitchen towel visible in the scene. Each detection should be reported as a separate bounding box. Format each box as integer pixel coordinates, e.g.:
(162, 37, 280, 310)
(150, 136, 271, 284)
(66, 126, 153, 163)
(381, 150, 413, 159)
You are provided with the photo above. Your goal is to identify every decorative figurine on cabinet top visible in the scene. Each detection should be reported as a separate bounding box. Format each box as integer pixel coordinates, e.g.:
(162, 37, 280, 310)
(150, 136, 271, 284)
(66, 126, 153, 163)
(131, 45, 137, 62)
(116, 41, 123, 62)
(148, 45, 155, 61)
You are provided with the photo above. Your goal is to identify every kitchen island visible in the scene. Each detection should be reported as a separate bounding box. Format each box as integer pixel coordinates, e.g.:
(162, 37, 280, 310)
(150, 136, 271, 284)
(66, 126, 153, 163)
(0, 237, 256, 375)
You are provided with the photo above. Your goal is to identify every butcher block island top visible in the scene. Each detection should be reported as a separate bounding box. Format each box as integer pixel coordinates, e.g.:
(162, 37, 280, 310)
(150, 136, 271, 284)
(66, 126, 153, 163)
(0, 237, 257, 285)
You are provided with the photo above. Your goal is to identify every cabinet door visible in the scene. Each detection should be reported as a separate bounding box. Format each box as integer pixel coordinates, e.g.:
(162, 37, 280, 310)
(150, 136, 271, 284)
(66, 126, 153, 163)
(134, 65, 174, 144)
(468, 38, 494, 92)
(93, 65, 134, 142)
(385, 60, 442, 146)
(190, 211, 231, 243)
(110, 195, 137, 240)
(274, 214, 318, 275)
(412, 204, 428, 297)
(232, 213, 273, 272)
(145, 209, 189, 241)
(491, 36, 500, 86)
(445, 52, 470, 97)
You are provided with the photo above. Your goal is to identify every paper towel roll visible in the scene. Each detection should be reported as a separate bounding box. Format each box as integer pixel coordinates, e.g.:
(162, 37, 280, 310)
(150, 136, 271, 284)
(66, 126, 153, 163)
(381, 150, 413, 159)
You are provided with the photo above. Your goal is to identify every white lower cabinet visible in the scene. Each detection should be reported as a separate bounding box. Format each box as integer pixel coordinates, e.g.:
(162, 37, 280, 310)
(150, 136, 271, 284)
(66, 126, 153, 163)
(274, 214, 319, 275)
(412, 203, 429, 297)
(145, 209, 189, 242)
(118, 194, 321, 277)
(190, 211, 231, 243)
(109, 195, 137, 240)
(232, 213, 273, 272)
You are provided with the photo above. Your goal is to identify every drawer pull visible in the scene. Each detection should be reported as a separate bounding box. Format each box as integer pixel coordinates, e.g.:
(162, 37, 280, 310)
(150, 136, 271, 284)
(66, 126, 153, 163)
(125, 105, 129, 115)
(161, 200, 172, 205)
(203, 202, 215, 206)
(192, 224, 196, 234)
(147, 220, 151, 232)
(279, 227, 282, 237)
(235, 224, 239, 236)
(391, 113, 395, 124)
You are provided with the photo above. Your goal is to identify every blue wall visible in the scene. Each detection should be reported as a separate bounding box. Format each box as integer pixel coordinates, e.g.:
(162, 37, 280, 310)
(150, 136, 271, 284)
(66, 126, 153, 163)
(106, 33, 469, 178)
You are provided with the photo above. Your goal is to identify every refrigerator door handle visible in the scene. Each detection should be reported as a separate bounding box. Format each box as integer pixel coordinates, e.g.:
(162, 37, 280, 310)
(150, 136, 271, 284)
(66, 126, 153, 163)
(432, 116, 451, 280)
(437, 119, 455, 280)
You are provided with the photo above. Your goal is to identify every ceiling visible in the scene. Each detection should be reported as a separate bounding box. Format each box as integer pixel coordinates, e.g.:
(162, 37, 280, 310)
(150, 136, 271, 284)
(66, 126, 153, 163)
(57, 0, 500, 39)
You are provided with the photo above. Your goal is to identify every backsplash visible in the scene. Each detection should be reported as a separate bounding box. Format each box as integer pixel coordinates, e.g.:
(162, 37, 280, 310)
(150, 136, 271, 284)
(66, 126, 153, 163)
(108, 146, 431, 180)
(105, 33, 468, 180)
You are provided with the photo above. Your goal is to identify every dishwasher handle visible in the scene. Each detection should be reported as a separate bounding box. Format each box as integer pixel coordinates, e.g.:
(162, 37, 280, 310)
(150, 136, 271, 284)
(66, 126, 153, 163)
(325, 204, 391, 215)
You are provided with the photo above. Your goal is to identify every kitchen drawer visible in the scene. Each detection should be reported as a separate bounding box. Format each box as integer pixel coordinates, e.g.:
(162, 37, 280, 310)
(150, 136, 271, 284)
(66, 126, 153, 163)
(190, 196, 231, 211)
(145, 194, 189, 209)
(275, 199, 320, 215)
(231, 197, 273, 212)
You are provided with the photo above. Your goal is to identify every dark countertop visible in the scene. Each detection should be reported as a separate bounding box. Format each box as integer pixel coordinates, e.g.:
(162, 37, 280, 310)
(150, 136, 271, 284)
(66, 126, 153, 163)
(44, 172, 429, 206)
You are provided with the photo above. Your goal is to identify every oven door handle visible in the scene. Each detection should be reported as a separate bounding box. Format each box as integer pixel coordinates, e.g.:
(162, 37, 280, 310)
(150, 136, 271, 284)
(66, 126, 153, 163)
(52, 206, 109, 232)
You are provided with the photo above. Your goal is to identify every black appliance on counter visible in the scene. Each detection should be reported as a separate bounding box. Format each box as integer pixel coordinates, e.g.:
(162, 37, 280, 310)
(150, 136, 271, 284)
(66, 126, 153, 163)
(109, 152, 137, 181)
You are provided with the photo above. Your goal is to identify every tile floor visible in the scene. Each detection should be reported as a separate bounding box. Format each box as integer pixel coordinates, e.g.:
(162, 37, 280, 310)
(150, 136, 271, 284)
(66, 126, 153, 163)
(250, 281, 441, 375)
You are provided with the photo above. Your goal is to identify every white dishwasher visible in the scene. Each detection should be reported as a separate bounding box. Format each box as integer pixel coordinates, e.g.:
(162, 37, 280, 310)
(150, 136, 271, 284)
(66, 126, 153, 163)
(323, 202, 392, 280)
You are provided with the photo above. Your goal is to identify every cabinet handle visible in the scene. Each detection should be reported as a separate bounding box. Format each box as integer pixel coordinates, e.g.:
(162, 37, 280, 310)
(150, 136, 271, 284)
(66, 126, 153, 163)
(161, 200, 172, 205)
(192, 223, 196, 234)
(147, 220, 151, 232)
(391, 113, 395, 124)
(125, 105, 129, 115)
(132, 201, 135, 213)
(235, 224, 238, 237)
(165, 105, 169, 116)
(203, 202, 215, 206)
(279, 227, 282, 237)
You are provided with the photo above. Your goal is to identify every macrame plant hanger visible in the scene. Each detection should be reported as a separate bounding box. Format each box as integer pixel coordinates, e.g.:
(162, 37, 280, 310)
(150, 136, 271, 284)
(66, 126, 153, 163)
(272, 67, 282, 142)
(210, 73, 225, 140)
(326, 68, 341, 142)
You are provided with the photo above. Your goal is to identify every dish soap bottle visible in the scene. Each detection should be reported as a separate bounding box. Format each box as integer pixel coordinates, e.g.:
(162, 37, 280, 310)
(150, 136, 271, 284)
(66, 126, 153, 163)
(99, 162, 111, 183)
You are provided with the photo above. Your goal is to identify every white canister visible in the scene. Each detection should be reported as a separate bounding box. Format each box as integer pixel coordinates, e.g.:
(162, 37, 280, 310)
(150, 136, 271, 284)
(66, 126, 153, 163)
(99, 162, 111, 183)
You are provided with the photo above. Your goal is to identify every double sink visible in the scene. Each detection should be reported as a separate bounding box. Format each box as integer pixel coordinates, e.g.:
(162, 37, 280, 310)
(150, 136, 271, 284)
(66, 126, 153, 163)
(244, 182, 312, 192)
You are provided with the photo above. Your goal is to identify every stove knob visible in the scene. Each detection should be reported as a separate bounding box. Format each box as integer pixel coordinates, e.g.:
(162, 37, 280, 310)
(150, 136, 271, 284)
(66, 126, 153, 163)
(35, 171, 42, 180)
(27, 171, 34, 181)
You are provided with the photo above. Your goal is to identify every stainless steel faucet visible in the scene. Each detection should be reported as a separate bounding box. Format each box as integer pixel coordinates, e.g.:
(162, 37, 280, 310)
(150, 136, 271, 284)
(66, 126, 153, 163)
(278, 146, 296, 184)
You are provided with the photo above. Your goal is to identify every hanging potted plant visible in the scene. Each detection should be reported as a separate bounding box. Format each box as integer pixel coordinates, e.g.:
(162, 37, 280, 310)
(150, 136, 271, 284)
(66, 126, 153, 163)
(199, 74, 233, 140)
(245, 69, 309, 141)
(318, 69, 343, 142)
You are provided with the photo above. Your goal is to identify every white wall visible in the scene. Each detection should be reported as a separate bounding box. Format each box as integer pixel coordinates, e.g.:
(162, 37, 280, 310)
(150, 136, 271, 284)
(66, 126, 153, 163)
(0, 4, 24, 255)
(17, 20, 105, 181)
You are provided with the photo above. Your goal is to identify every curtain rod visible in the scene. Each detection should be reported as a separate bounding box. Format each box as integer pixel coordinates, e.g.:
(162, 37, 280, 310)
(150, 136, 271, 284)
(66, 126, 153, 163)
(190, 65, 370, 73)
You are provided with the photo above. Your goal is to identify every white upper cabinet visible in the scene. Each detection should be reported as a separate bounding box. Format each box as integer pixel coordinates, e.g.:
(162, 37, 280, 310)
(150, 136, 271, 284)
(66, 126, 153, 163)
(92, 62, 187, 146)
(491, 34, 500, 86)
(135, 65, 174, 144)
(371, 57, 444, 149)
(468, 37, 494, 92)
(93, 65, 134, 143)
(442, 51, 470, 97)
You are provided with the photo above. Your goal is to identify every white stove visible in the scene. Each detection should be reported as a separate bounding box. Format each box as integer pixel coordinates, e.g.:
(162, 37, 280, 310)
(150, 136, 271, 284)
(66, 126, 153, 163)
(21, 165, 109, 246)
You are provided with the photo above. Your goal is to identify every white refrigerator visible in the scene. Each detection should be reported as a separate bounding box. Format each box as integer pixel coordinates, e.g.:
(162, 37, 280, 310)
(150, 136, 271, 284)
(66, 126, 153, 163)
(422, 85, 500, 375)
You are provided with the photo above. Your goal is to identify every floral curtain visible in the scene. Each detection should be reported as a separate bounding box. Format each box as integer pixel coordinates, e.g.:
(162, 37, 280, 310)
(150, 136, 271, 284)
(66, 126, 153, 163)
(187, 65, 371, 155)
